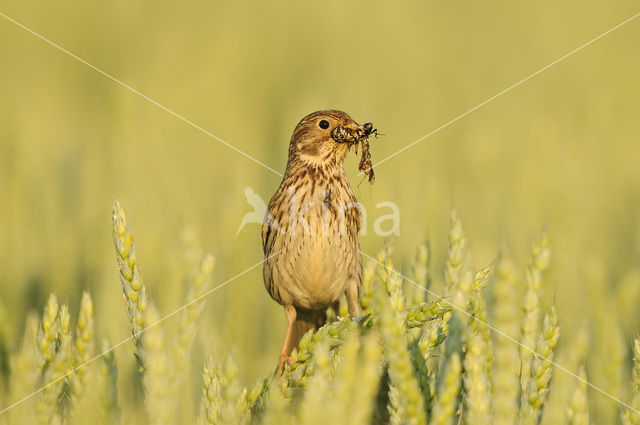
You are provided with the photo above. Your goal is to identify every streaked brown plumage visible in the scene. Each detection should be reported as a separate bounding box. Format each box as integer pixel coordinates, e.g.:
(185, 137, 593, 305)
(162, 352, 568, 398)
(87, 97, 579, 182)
(262, 110, 370, 375)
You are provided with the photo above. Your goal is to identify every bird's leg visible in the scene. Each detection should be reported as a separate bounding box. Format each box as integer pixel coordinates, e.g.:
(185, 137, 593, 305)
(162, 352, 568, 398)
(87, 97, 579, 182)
(277, 304, 297, 377)
(345, 283, 360, 318)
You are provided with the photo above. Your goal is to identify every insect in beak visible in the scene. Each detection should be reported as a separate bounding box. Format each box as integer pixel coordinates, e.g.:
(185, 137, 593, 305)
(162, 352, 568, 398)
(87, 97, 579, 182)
(363, 122, 373, 137)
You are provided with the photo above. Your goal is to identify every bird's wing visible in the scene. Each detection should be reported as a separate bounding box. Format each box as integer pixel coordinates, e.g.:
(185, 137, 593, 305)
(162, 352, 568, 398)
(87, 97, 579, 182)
(262, 192, 285, 255)
(261, 210, 278, 254)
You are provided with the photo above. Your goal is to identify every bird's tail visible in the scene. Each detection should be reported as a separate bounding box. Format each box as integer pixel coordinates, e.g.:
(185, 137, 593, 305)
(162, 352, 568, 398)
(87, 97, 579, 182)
(285, 307, 327, 356)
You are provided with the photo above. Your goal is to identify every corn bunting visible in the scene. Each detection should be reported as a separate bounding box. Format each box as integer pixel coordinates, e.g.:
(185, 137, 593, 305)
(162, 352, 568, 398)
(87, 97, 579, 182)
(262, 110, 374, 375)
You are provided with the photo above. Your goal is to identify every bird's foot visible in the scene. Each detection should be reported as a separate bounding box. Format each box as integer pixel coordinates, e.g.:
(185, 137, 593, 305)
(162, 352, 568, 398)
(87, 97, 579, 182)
(276, 353, 294, 379)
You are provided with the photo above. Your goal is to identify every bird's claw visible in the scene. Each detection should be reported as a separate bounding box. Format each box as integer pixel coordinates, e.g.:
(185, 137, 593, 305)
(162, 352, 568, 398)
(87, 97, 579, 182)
(276, 353, 294, 379)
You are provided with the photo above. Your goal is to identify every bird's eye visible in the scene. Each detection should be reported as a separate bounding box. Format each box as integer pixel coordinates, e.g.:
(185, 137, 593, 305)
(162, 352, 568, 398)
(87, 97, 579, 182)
(318, 120, 330, 130)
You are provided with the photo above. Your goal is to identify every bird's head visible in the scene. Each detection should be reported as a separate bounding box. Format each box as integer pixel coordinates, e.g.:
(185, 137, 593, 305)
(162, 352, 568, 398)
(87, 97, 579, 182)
(288, 110, 372, 167)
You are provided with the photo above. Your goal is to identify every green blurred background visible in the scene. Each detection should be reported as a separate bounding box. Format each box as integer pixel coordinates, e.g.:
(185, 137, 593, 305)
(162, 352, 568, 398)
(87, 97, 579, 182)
(1, 0, 639, 422)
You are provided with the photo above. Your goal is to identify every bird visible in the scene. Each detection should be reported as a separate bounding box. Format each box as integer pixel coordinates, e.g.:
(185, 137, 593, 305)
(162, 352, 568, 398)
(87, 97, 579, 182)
(262, 109, 372, 376)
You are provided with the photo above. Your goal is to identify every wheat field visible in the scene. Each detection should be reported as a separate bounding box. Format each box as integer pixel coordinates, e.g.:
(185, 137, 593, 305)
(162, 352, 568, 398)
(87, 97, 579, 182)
(1, 1, 640, 424)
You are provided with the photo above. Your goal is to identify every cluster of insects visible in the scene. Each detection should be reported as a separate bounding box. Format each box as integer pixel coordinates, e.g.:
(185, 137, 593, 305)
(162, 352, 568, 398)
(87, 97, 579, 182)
(332, 122, 380, 184)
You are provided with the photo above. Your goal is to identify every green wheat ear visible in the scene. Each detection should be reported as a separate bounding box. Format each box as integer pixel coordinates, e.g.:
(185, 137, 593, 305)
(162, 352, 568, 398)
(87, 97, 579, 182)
(444, 210, 468, 299)
(491, 258, 520, 425)
(520, 231, 551, 395)
(37, 300, 73, 425)
(428, 353, 462, 425)
(98, 338, 120, 425)
(461, 264, 494, 425)
(72, 291, 95, 400)
(467, 263, 494, 377)
(260, 375, 290, 425)
(200, 355, 221, 425)
(622, 337, 640, 425)
(374, 277, 426, 425)
(463, 332, 491, 425)
(142, 304, 172, 425)
(297, 337, 332, 425)
(408, 240, 431, 307)
(36, 295, 59, 424)
(166, 253, 216, 421)
(37, 294, 60, 366)
(342, 331, 383, 425)
(199, 353, 246, 425)
(172, 254, 215, 376)
(566, 365, 590, 425)
(376, 247, 405, 314)
(220, 354, 246, 424)
(522, 306, 560, 425)
(112, 199, 149, 372)
(441, 210, 472, 349)
(359, 249, 383, 315)
(280, 317, 353, 396)
(10, 313, 40, 422)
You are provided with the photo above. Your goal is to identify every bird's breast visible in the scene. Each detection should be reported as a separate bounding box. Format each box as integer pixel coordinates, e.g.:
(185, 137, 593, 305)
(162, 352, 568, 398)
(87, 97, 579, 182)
(262, 173, 361, 309)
